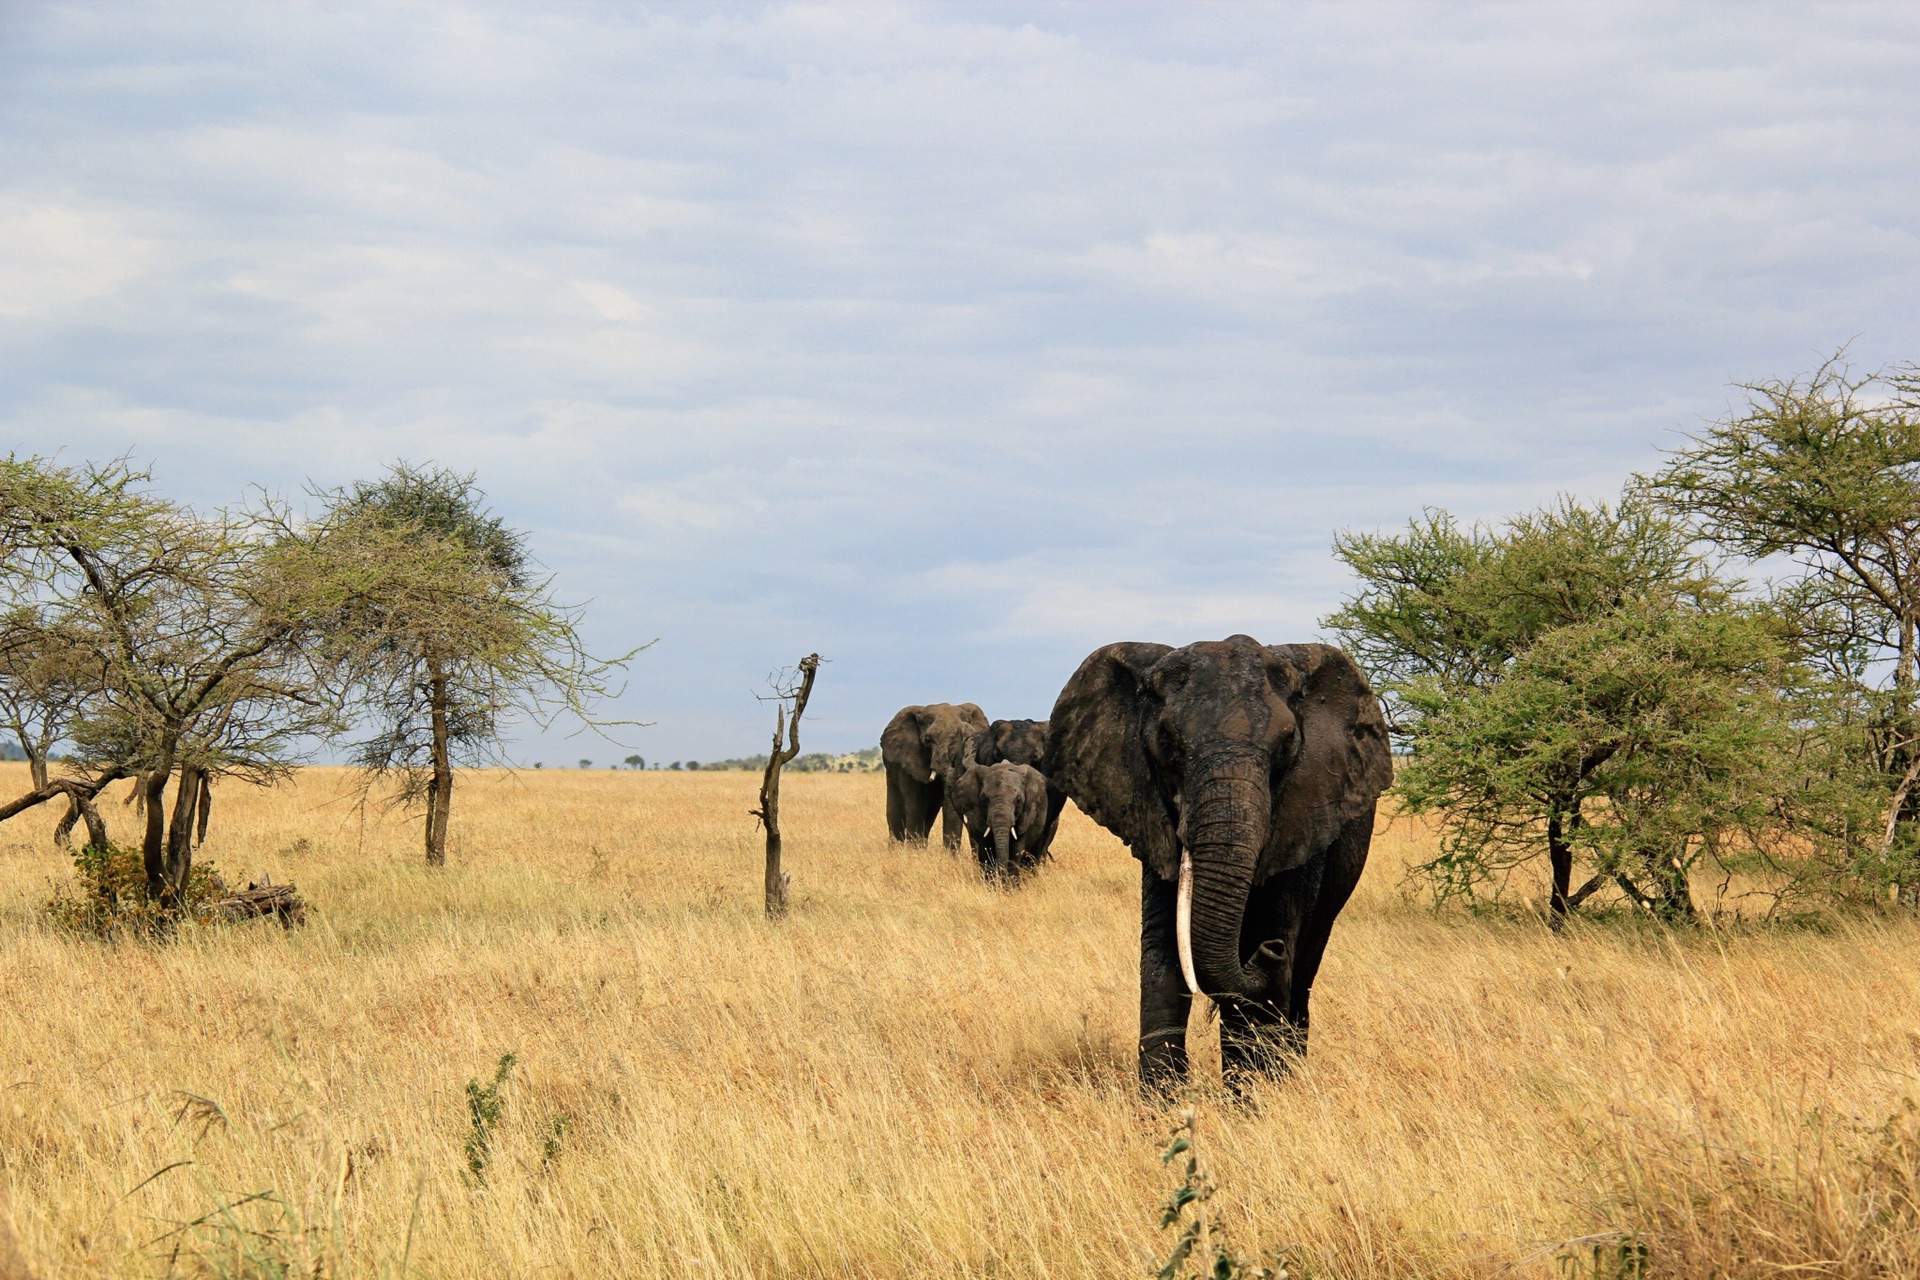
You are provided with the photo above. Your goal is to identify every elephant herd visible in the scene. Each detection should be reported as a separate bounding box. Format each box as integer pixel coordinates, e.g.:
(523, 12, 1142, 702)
(881, 704, 1062, 875)
(882, 635, 1393, 1092)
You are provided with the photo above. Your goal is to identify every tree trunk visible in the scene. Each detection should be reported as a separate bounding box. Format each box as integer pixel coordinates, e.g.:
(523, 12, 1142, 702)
(760, 705, 790, 919)
(52, 794, 108, 850)
(753, 654, 820, 921)
(425, 665, 452, 867)
(141, 769, 170, 901)
(1546, 807, 1572, 926)
(23, 733, 48, 792)
(196, 771, 212, 847)
(78, 793, 106, 850)
(1898, 608, 1915, 718)
(164, 763, 203, 899)
(1895, 607, 1920, 871)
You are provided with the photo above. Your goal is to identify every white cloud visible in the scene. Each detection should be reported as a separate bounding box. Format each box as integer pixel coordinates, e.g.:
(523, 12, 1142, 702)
(916, 554, 1313, 650)
(0, 202, 153, 316)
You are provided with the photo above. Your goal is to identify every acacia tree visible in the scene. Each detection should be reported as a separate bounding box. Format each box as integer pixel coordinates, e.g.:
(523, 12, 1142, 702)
(1651, 356, 1920, 888)
(1392, 596, 1794, 919)
(1326, 495, 1781, 918)
(1328, 499, 1715, 727)
(0, 456, 338, 901)
(304, 464, 638, 865)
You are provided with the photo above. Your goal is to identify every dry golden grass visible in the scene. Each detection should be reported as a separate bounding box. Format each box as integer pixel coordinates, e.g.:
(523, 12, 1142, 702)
(2, 761, 1918, 1278)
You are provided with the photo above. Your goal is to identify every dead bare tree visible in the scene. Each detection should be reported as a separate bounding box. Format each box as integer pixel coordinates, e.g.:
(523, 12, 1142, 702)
(750, 653, 821, 920)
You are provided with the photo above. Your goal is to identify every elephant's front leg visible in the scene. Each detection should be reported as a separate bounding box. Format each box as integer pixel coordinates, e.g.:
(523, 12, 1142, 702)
(965, 824, 991, 876)
(939, 794, 965, 852)
(1039, 785, 1068, 855)
(884, 768, 909, 842)
(1219, 867, 1319, 1087)
(1139, 862, 1192, 1093)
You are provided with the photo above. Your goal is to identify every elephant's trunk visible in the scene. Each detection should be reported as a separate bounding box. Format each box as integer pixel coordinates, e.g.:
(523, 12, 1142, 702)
(993, 825, 1011, 875)
(1176, 750, 1274, 1005)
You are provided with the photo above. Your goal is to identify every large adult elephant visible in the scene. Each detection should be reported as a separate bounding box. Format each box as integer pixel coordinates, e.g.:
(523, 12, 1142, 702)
(1043, 636, 1391, 1091)
(970, 718, 1067, 857)
(881, 702, 989, 849)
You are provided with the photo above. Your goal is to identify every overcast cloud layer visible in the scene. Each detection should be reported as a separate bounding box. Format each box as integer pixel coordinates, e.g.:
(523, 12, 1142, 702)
(2, 2, 1916, 761)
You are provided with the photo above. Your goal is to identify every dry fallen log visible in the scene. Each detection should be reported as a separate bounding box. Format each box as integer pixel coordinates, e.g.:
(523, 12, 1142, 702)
(214, 876, 306, 927)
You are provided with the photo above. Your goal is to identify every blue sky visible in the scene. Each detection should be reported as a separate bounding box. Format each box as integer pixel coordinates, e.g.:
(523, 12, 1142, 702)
(2, 2, 1916, 763)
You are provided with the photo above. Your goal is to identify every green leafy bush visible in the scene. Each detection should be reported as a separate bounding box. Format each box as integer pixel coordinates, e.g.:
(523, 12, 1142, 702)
(463, 1051, 517, 1183)
(1154, 1108, 1297, 1280)
(45, 840, 225, 939)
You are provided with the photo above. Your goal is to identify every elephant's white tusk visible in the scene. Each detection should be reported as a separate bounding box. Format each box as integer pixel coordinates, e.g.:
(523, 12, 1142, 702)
(1176, 851, 1200, 996)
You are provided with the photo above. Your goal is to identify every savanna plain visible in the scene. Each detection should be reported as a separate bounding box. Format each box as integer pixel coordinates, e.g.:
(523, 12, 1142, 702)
(2, 763, 1918, 1278)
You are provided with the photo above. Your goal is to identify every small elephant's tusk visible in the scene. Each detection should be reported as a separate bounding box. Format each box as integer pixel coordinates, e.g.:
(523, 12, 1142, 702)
(1176, 851, 1200, 996)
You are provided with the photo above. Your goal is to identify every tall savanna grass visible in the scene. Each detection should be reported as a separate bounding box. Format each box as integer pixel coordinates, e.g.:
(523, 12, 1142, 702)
(1, 762, 1917, 1277)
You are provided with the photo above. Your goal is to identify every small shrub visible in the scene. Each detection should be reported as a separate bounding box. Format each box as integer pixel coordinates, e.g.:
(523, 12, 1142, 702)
(1153, 1107, 1290, 1280)
(463, 1052, 517, 1183)
(540, 1112, 572, 1173)
(45, 840, 224, 939)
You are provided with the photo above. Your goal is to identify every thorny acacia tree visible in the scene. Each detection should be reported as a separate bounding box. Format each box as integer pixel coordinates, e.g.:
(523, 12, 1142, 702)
(0, 456, 338, 901)
(1326, 496, 1783, 919)
(304, 464, 639, 865)
(1392, 596, 1795, 920)
(1651, 356, 1920, 890)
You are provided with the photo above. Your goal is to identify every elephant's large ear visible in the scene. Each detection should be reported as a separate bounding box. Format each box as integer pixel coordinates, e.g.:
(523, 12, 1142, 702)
(882, 707, 934, 781)
(949, 763, 984, 824)
(1261, 644, 1394, 872)
(1044, 642, 1177, 878)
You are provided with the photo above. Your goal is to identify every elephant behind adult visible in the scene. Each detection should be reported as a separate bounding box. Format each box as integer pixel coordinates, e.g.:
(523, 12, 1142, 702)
(969, 718, 1067, 857)
(881, 702, 989, 849)
(1042, 635, 1391, 1091)
(949, 760, 1051, 881)
(969, 718, 1048, 769)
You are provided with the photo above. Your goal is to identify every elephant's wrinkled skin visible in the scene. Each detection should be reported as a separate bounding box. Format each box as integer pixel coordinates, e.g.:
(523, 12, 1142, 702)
(1043, 636, 1391, 1092)
(969, 718, 1068, 859)
(881, 702, 989, 849)
(950, 760, 1052, 882)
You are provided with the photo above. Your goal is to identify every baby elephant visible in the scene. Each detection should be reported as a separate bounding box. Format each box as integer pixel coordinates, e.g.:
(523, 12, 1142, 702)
(950, 761, 1052, 882)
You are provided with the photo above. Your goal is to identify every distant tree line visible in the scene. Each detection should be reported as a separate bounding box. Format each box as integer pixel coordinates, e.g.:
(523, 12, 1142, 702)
(0, 457, 636, 905)
(681, 748, 881, 773)
(552, 749, 877, 772)
(1330, 354, 1920, 919)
